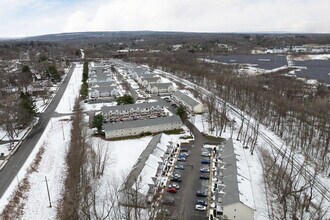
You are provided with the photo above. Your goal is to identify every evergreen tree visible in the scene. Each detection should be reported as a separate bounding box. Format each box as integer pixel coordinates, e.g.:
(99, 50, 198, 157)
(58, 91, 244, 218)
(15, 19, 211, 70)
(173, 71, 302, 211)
(116, 94, 134, 105)
(176, 105, 187, 121)
(46, 65, 60, 81)
(82, 61, 89, 82)
(80, 82, 88, 99)
(92, 114, 104, 134)
(22, 65, 31, 73)
(18, 92, 36, 127)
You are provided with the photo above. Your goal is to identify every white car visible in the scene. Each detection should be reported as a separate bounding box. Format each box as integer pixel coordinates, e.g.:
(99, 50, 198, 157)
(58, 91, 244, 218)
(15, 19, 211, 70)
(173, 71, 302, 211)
(172, 173, 181, 178)
(169, 183, 180, 189)
(195, 204, 207, 211)
(202, 152, 211, 157)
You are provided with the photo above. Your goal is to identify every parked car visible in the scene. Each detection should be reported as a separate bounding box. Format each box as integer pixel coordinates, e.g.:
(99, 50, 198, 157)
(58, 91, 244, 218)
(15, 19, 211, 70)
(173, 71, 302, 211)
(195, 204, 207, 211)
(169, 183, 180, 189)
(200, 167, 210, 173)
(196, 199, 208, 206)
(196, 190, 208, 197)
(171, 176, 182, 182)
(180, 152, 189, 157)
(178, 157, 186, 162)
(172, 173, 181, 178)
(163, 197, 175, 206)
(201, 152, 211, 157)
(167, 187, 177, 194)
(201, 159, 211, 164)
(175, 165, 185, 170)
(180, 147, 189, 152)
(200, 174, 210, 179)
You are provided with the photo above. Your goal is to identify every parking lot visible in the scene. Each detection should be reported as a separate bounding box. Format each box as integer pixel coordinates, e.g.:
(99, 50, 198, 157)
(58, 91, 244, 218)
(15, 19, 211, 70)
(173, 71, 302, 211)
(158, 114, 222, 220)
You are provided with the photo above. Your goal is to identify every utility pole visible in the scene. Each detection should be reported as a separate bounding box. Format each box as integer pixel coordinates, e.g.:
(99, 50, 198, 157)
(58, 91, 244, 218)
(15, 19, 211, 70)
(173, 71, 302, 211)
(61, 121, 65, 140)
(44, 176, 52, 208)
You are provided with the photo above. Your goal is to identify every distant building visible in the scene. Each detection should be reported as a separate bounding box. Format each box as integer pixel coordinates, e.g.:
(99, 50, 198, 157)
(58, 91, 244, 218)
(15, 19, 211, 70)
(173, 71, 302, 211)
(89, 67, 115, 83)
(139, 76, 162, 87)
(171, 90, 204, 114)
(101, 102, 166, 121)
(130, 68, 152, 80)
(89, 85, 120, 98)
(147, 83, 175, 94)
(104, 115, 182, 139)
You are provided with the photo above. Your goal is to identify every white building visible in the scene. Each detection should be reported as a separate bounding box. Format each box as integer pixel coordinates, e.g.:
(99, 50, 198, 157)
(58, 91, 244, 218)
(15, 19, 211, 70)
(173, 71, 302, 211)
(130, 67, 152, 80)
(147, 83, 175, 94)
(104, 115, 182, 139)
(171, 90, 205, 114)
(89, 85, 120, 98)
(217, 139, 255, 220)
(89, 66, 115, 83)
(101, 102, 166, 121)
(139, 76, 162, 87)
(119, 134, 176, 206)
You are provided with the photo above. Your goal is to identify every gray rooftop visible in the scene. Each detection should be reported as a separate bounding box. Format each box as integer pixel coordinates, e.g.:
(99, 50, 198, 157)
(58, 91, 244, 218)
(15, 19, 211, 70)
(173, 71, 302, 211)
(172, 90, 200, 108)
(91, 85, 118, 93)
(150, 83, 173, 89)
(221, 139, 240, 206)
(120, 134, 162, 191)
(141, 76, 161, 83)
(133, 67, 149, 75)
(104, 115, 182, 131)
(101, 101, 165, 113)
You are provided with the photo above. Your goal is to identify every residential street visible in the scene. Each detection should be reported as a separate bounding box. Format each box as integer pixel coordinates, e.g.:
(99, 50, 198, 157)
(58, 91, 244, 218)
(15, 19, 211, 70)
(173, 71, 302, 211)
(0, 64, 76, 198)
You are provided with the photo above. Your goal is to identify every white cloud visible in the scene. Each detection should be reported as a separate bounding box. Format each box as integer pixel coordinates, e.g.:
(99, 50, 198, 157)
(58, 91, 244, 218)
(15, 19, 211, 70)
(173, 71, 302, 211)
(61, 0, 330, 33)
(1, 0, 330, 37)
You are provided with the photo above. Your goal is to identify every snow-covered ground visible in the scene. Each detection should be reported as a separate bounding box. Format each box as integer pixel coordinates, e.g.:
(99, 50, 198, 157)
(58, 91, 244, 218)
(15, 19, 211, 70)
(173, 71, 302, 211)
(0, 61, 192, 219)
(0, 63, 83, 218)
(2, 60, 328, 219)
(55, 64, 83, 114)
(156, 67, 330, 219)
(191, 114, 268, 219)
(290, 54, 330, 61)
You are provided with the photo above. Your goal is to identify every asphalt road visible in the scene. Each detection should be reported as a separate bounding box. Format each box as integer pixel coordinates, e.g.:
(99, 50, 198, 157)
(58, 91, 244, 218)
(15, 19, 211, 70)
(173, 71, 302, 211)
(178, 120, 208, 220)
(0, 64, 76, 198)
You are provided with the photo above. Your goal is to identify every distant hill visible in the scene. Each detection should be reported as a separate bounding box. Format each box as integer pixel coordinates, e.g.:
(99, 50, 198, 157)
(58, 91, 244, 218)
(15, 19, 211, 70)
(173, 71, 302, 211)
(20, 31, 205, 42)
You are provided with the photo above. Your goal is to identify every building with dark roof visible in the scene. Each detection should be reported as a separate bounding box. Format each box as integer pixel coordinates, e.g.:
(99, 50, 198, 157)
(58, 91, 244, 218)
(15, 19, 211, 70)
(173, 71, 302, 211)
(217, 139, 254, 220)
(118, 134, 162, 206)
(171, 90, 205, 113)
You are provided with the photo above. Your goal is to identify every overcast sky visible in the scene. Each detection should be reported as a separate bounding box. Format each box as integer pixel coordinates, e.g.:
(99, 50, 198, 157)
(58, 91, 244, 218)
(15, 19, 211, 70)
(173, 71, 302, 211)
(0, 0, 329, 38)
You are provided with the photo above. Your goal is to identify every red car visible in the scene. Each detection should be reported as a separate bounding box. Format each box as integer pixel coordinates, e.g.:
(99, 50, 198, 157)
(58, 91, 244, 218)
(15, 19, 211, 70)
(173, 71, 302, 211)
(167, 187, 177, 194)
